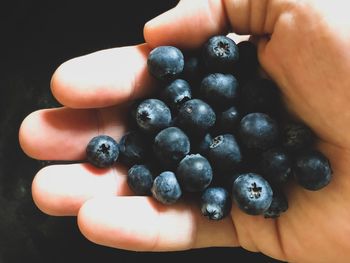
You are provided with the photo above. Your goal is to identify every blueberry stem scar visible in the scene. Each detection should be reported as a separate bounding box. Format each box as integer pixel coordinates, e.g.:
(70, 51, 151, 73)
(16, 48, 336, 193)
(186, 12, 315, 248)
(99, 143, 110, 154)
(248, 182, 262, 199)
(210, 135, 223, 148)
(215, 41, 230, 57)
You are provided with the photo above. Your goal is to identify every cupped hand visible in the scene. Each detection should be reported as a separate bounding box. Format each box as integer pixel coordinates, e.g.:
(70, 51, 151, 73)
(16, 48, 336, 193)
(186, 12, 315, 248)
(19, 1, 350, 262)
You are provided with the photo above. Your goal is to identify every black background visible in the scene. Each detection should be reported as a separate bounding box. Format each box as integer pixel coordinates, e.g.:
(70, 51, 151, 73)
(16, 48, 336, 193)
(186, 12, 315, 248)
(0, 0, 284, 262)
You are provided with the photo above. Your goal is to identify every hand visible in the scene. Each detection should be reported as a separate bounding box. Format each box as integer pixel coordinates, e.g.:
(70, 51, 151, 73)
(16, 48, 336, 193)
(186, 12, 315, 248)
(19, 0, 350, 262)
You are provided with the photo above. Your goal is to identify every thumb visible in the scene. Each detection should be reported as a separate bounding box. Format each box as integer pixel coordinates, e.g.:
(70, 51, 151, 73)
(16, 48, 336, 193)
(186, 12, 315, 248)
(144, 0, 284, 49)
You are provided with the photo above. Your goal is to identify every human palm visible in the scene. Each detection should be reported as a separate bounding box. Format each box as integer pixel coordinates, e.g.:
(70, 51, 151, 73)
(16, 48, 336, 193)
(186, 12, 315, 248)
(19, 1, 350, 262)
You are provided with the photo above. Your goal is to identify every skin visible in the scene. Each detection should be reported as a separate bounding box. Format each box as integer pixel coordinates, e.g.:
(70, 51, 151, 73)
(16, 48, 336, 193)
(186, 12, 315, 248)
(18, 0, 350, 262)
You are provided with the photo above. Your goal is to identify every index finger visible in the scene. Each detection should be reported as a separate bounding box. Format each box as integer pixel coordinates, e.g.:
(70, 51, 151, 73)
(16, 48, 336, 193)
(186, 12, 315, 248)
(51, 44, 156, 108)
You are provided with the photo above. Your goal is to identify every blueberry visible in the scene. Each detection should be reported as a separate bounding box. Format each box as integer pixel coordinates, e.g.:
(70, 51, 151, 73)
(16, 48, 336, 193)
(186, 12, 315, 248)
(202, 35, 239, 73)
(153, 127, 190, 169)
(86, 135, 119, 168)
(160, 79, 192, 111)
(239, 78, 282, 116)
(218, 106, 240, 132)
(176, 99, 216, 135)
(147, 46, 184, 81)
(239, 113, 279, 151)
(232, 173, 273, 215)
(259, 148, 292, 185)
(151, 171, 182, 204)
(127, 164, 154, 195)
(208, 134, 242, 173)
(201, 187, 231, 220)
(281, 121, 315, 153)
(293, 150, 332, 190)
(118, 131, 151, 166)
(200, 73, 239, 109)
(135, 99, 171, 133)
(176, 154, 213, 192)
(264, 190, 288, 218)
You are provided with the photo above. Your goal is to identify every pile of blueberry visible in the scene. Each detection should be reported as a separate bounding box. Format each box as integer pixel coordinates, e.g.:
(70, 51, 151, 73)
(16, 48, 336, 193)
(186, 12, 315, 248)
(86, 35, 332, 220)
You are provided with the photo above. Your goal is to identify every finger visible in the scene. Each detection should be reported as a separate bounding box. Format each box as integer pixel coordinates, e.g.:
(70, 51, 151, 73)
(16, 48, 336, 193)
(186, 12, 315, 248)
(144, 0, 286, 49)
(19, 106, 127, 160)
(77, 196, 238, 251)
(32, 163, 132, 216)
(51, 44, 156, 108)
(34, 162, 286, 259)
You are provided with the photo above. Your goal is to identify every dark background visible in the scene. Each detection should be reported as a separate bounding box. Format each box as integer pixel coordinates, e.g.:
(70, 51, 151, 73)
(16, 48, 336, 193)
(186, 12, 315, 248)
(0, 0, 284, 262)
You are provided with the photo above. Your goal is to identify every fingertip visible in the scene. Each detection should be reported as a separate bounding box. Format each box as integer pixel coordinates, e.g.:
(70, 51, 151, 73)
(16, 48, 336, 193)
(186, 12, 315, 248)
(77, 196, 160, 251)
(77, 198, 99, 243)
(31, 163, 131, 217)
(50, 45, 156, 109)
(31, 165, 69, 216)
(19, 109, 45, 159)
(143, 5, 178, 47)
(18, 107, 100, 160)
(50, 59, 77, 108)
(50, 54, 118, 109)
(77, 198, 113, 248)
(18, 111, 31, 157)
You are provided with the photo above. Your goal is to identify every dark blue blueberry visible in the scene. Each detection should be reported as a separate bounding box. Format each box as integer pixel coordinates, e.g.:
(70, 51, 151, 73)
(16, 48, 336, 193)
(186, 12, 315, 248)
(232, 173, 273, 215)
(200, 73, 239, 109)
(239, 113, 279, 151)
(202, 35, 239, 73)
(201, 187, 232, 220)
(153, 127, 190, 169)
(260, 148, 292, 185)
(281, 121, 315, 153)
(236, 41, 259, 83)
(239, 78, 282, 116)
(151, 171, 182, 204)
(218, 106, 240, 132)
(176, 99, 216, 135)
(208, 134, 242, 173)
(118, 131, 151, 166)
(176, 154, 213, 192)
(127, 164, 154, 195)
(147, 46, 184, 82)
(160, 79, 192, 111)
(135, 99, 171, 133)
(86, 135, 119, 168)
(293, 150, 332, 190)
(264, 190, 288, 218)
